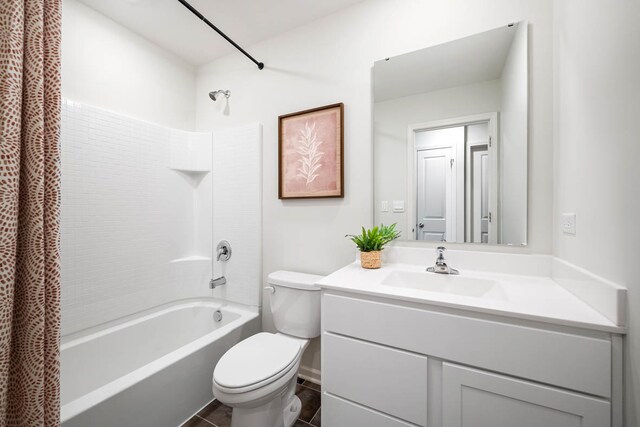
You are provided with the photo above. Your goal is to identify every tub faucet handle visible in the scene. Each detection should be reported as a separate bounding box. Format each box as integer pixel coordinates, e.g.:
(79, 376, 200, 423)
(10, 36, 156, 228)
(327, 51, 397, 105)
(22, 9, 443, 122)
(216, 240, 232, 262)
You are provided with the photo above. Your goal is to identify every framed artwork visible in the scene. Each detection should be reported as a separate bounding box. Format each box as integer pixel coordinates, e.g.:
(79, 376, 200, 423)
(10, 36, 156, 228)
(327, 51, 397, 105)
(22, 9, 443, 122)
(278, 103, 344, 199)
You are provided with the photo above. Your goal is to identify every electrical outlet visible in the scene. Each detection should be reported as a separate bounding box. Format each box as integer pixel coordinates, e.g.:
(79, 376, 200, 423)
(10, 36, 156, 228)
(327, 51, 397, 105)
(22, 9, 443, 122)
(561, 213, 576, 235)
(381, 200, 389, 212)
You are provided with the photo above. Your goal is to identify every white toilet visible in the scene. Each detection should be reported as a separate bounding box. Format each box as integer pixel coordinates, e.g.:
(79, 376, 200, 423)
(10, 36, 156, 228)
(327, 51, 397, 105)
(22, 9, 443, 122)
(212, 271, 322, 427)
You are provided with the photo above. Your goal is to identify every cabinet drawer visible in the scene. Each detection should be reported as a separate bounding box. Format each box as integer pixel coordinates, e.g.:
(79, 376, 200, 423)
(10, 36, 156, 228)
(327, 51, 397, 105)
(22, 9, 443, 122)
(323, 333, 428, 426)
(323, 393, 416, 427)
(443, 363, 610, 427)
(323, 293, 611, 397)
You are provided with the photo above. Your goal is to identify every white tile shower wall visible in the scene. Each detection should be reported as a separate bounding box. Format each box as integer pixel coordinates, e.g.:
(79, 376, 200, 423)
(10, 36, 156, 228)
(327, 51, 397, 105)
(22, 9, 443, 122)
(60, 99, 212, 335)
(169, 131, 213, 172)
(209, 124, 262, 307)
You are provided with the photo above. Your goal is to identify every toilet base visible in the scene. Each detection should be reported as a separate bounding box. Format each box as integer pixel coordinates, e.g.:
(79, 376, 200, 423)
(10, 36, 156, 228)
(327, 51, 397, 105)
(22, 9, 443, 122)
(229, 376, 300, 427)
(283, 396, 302, 427)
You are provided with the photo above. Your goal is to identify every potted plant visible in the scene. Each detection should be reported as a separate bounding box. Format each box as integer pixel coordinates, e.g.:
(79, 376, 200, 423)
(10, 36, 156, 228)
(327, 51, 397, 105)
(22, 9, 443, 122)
(346, 224, 401, 269)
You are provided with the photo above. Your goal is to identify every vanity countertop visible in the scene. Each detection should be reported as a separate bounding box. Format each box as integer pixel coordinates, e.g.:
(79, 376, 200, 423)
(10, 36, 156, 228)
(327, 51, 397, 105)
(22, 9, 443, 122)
(317, 261, 625, 334)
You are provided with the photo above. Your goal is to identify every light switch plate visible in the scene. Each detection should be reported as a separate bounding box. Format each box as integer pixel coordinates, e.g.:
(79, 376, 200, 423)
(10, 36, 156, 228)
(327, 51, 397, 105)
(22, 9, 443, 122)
(393, 200, 405, 213)
(561, 213, 576, 235)
(381, 201, 389, 212)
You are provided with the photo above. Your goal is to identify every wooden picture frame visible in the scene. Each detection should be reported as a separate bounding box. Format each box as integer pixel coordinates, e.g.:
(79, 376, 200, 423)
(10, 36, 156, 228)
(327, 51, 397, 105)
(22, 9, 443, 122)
(278, 103, 344, 199)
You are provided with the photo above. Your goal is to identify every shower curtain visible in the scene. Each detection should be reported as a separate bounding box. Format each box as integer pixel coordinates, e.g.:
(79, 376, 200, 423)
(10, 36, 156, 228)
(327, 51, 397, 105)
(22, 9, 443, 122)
(0, 0, 62, 425)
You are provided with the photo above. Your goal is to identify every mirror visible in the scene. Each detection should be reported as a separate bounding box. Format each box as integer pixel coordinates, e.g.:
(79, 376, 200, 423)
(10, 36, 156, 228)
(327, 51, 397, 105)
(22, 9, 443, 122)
(374, 22, 528, 245)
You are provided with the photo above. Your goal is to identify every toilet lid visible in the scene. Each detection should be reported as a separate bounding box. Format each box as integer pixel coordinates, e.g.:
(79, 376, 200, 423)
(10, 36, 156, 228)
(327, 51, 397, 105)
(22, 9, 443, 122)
(214, 333, 302, 389)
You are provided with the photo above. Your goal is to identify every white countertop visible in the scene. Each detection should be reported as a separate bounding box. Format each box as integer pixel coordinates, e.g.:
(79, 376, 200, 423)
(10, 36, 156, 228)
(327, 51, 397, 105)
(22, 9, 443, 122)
(317, 261, 625, 334)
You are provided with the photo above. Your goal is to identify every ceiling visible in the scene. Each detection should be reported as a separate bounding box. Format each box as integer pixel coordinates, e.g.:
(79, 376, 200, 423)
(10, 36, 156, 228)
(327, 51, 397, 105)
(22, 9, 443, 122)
(374, 23, 519, 102)
(77, 0, 364, 66)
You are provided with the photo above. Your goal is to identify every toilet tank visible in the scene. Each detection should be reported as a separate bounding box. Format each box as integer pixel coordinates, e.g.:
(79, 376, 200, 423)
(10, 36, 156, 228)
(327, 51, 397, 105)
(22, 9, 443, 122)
(267, 271, 323, 339)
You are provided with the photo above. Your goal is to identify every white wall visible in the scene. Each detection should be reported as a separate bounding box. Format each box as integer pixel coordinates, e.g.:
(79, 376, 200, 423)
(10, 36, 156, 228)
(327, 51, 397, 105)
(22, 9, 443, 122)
(60, 0, 200, 333)
(62, 0, 196, 130)
(195, 0, 554, 378)
(553, 2, 640, 426)
(374, 79, 502, 239)
(61, 0, 265, 333)
(499, 22, 528, 245)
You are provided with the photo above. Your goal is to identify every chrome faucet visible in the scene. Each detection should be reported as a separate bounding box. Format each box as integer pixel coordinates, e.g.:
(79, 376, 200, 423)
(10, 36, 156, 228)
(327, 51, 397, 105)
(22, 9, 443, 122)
(216, 247, 228, 262)
(211, 241, 231, 290)
(426, 246, 459, 275)
(216, 240, 232, 262)
(210, 276, 226, 289)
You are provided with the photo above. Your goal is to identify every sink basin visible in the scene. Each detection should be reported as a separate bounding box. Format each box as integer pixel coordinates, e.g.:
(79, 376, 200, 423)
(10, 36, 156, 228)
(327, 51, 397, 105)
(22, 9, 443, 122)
(381, 270, 506, 300)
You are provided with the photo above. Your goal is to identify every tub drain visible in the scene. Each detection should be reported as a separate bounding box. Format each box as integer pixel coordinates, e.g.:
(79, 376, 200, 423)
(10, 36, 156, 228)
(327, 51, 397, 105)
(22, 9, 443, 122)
(213, 310, 223, 322)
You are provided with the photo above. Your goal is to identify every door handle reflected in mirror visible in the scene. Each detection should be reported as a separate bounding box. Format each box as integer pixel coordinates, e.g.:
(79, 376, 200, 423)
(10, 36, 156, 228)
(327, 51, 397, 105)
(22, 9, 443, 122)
(418, 223, 424, 228)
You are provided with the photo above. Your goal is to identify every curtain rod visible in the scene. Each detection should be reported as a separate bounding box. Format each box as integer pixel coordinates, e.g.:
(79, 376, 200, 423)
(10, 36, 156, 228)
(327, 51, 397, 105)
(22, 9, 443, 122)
(176, 0, 264, 70)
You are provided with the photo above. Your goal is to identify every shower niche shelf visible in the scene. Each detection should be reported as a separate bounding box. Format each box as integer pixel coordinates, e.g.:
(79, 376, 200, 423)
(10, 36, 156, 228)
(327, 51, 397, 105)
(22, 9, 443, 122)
(170, 255, 212, 264)
(169, 167, 210, 188)
(168, 130, 212, 187)
(169, 167, 210, 174)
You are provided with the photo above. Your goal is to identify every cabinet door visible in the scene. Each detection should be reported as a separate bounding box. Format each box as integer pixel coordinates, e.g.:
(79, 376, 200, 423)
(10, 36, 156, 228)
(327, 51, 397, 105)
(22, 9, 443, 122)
(443, 363, 610, 427)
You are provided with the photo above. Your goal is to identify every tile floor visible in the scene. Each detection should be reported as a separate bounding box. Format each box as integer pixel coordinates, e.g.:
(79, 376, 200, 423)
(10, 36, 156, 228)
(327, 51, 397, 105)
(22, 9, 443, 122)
(183, 378, 321, 427)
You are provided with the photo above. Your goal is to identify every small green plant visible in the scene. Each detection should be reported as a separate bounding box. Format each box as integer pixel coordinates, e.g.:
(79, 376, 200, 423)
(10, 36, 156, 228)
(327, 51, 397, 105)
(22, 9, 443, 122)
(346, 223, 401, 252)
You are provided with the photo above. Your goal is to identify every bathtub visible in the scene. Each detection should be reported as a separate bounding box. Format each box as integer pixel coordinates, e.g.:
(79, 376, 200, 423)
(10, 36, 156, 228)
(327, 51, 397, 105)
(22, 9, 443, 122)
(60, 299, 260, 427)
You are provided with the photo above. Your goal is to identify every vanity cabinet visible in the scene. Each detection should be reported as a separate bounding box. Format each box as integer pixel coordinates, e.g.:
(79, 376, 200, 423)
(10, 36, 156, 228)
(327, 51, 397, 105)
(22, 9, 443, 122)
(321, 291, 620, 427)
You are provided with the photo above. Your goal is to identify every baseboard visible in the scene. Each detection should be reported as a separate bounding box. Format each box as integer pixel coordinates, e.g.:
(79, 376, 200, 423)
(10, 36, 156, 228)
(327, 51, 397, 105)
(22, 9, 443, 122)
(178, 397, 216, 427)
(298, 365, 321, 385)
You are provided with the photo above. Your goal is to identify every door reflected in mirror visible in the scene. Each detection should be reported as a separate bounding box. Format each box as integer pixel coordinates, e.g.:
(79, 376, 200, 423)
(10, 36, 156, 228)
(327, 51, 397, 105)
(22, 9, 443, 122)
(413, 119, 496, 243)
(374, 22, 528, 245)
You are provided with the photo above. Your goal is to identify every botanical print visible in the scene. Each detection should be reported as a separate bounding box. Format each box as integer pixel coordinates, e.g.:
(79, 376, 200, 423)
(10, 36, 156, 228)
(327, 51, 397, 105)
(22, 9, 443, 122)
(296, 122, 324, 185)
(279, 104, 343, 199)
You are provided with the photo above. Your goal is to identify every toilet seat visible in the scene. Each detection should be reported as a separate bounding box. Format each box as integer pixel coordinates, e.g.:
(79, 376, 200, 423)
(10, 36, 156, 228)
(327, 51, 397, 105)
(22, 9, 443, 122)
(213, 333, 302, 394)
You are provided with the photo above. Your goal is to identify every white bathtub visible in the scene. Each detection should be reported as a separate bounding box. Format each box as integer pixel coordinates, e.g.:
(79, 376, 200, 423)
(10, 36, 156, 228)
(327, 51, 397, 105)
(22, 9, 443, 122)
(61, 299, 260, 427)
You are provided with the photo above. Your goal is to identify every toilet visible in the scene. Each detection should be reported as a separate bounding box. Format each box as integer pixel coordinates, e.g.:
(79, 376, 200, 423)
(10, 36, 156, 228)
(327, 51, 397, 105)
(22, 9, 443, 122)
(212, 271, 322, 427)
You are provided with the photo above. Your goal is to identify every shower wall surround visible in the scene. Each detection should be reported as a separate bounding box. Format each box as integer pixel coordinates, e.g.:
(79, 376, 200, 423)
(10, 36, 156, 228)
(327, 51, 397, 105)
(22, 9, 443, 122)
(210, 124, 263, 307)
(60, 100, 210, 334)
(60, 100, 262, 335)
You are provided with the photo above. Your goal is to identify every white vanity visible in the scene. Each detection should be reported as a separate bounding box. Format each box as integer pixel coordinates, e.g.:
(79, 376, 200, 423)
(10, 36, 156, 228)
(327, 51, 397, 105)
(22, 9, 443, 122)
(317, 247, 626, 427)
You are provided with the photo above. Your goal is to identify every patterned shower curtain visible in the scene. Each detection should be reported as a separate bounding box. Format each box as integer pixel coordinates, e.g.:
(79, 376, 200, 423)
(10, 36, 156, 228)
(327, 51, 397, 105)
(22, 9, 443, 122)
(0, 0, 62, 425)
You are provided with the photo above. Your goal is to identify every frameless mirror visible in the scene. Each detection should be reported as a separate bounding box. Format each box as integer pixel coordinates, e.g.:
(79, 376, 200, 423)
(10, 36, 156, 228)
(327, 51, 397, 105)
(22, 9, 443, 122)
(374, 22, 528, 245)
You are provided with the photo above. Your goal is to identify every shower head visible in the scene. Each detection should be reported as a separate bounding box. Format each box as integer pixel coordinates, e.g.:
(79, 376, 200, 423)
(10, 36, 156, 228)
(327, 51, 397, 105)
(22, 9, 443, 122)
(209, 90, 231, 101)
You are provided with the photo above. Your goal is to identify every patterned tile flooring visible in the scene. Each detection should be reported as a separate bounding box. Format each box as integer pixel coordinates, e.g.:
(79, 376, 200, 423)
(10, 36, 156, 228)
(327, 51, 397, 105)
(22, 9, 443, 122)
(183, 378, 321, 427)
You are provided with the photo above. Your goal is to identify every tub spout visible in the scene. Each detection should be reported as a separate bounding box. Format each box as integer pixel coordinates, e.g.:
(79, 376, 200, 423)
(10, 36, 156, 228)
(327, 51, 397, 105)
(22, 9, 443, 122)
(210, 276, 226, 289)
